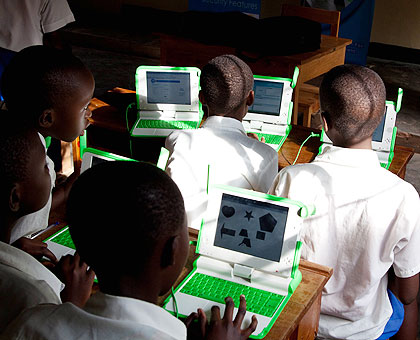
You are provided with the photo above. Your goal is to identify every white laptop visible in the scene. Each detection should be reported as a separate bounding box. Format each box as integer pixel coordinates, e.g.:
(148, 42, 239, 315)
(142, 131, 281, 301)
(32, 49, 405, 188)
(130, 66, 203, 137)
(320, 88, 402, 169)
(44, 148, 136, 260)
(80, 147, 135, 173)
(164, 185, 313, 339)
(242, 67, 299, 151)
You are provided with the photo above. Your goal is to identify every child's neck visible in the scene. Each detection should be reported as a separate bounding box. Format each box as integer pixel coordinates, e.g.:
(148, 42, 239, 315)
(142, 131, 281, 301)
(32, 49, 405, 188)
(99, 275, 160, 305)
(335, 137, 373, 150)
(0, 214, 17, 244)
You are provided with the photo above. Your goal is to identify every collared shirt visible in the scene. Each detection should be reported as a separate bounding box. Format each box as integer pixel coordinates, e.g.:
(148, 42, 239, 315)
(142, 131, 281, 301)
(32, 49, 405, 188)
(10, 133, 56, 243)
(269, 145, 420, 340)
(1, 292, 187, 340)
(0, 0, 75, 52)
(166, 116, 278, 229)
(0, 241, 62, 332)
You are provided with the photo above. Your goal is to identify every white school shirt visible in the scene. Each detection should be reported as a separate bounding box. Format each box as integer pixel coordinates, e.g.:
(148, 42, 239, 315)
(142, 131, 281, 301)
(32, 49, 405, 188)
(0, 0, 75, 52)
(1, 292, 187, 340)
(9, 133, 56, 244)
(269, 145, 420, 340)
(166, 116, 278, 229)
(0, 241, 62, 333)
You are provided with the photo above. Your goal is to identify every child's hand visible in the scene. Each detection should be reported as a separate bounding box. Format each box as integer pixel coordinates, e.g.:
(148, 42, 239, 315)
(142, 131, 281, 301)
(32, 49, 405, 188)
(247, 132, 266, 143)
(56, 253, 95, 308)
(12, 237, 57, 263)
(186, 295, 258, 340)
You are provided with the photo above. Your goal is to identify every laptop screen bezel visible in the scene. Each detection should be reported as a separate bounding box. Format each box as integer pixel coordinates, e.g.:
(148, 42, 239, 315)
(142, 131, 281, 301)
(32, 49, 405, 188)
(136, 66, 200, 112)
(371, 102, 396, 152)
(197, 185, 302, 277)
(80, 148, 135, 174)
(243, 76, 293, 125)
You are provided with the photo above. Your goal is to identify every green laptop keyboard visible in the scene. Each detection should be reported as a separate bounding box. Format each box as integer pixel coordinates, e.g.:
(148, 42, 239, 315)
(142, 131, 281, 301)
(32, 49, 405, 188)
(180, 273, 285, 317)
(49, 228, 75, 249)
(251, 133, 284, 145)
(136, 119, 198, 130)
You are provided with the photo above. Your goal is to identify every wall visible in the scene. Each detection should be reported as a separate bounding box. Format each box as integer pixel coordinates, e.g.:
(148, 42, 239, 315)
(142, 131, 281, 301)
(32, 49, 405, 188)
(122, 0, 299, 17)
(370, 0, 420, 49)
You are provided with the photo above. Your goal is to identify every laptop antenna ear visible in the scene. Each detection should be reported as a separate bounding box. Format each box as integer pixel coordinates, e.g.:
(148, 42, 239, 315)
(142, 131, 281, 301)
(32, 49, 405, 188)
(298, 204, 316, 218)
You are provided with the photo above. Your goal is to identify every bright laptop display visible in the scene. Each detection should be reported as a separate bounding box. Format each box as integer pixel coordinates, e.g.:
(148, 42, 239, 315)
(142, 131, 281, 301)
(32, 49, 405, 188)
(164, 185, 312, 339)
(131, 66, 202, 137)
(242, 68, 298, 151)
(320, 88, 402, 169)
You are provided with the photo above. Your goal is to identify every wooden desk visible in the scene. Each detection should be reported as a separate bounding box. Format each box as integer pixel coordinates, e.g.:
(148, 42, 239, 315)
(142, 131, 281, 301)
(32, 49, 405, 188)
(160, 34, 352, 124)
(87, 97, 414, 180)
(278, 125, 414, 179)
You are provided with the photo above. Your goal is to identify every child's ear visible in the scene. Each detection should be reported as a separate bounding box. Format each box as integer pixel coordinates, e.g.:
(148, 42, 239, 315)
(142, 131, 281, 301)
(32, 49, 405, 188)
(246, 90, 255, 106)
(160, 235, 180, 268)
(198, 91, 206, 105)
(9, 184, 21, 213)
(321, 111, 331, 132)
(39, 109, 54, 128)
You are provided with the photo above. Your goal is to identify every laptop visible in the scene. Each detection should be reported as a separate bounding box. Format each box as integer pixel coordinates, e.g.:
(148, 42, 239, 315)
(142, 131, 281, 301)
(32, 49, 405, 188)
(320, 88, 402, 169)
(44, 147, 170, 260)
(242, 67, 299, 151)
(44, 148, 136, 260)
(130, 66, 203, 137)
(80, 147, 136, 173)
(164, 185, 313, 339)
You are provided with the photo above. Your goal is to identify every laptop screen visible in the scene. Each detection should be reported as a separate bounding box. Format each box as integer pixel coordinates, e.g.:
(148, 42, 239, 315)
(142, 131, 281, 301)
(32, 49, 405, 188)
(248, 80, 284, 116)
(213, 193, 288, 262)
(372, 111, 386, 142)
(146, 71, 191, 105)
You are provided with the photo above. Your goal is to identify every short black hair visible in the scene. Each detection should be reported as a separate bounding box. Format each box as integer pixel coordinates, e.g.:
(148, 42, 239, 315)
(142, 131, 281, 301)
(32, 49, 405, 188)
(320, 64, 386, 142)
(201, 54, 253, 115)
(67, 161, 185, 277)
(1, 45, 90, 125)
(0, 115, 37, 206)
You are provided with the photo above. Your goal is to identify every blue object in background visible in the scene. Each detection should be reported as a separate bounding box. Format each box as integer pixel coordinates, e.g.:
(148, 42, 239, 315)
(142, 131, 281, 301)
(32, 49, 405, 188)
(321, 0, 376, 65)
(0, 47, 16, 100)
(189, 0, 261, 16)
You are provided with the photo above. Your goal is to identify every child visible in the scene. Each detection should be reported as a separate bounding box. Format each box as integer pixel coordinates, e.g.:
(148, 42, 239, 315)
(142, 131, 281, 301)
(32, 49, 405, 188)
(0, 118, 94, 332)
(1, 161, 257, 339)
(269, 65, 420, 340)
(1, 45, 95, 245)
(166, 54, 278, 229)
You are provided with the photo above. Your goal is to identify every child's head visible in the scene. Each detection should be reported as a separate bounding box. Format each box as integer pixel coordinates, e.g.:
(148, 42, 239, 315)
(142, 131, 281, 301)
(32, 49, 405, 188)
(200, 54, 254, 120)
(1, 45, 95, 142)
(67, 161, 188, 297)
(0, 118, 51, 240)
(320, 64, 386, 147)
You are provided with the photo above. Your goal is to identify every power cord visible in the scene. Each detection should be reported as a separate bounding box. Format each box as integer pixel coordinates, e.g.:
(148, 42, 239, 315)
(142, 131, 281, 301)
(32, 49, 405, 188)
(292, 132, 320, 165)
(171, 286, 179, 319)
(125, 102, 136, 158)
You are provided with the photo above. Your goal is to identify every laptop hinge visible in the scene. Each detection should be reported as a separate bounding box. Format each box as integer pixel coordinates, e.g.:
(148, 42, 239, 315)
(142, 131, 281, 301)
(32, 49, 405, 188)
(232, 264, 254, 280)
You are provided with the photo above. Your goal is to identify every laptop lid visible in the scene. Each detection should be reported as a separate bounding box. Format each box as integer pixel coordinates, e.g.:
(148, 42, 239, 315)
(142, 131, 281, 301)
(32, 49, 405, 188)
(135, 66, 200, 112)
(197, 185, 310, 278)
(244, 75, 294, 125)
(80, 148, 136, 174)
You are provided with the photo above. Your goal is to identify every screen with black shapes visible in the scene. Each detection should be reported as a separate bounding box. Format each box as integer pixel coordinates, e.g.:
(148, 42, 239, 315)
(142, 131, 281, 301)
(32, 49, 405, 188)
(214, 193, 289, 262)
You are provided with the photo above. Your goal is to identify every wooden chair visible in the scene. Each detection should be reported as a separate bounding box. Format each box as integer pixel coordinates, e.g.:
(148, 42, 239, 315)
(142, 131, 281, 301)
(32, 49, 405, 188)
(282, 4, 340, 127)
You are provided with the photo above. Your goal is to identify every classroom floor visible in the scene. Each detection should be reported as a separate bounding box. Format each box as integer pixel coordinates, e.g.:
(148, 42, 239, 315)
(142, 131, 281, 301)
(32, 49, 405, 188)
(64, 17, 420, 337)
